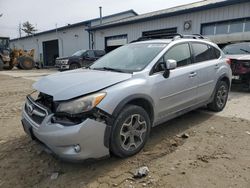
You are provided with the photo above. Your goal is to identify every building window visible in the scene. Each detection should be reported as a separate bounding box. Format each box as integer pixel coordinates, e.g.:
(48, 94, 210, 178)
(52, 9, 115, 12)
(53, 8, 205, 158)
(201, 18, 250, 36)
(245, 20, 250, 32)
(230, 21, 243, 33)
(216, 23, 228, 35)
(202, 25, 215, 35)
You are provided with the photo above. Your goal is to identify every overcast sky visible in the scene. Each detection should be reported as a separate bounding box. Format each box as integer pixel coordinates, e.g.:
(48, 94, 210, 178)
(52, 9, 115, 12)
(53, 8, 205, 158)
(0, 0, 199, 39)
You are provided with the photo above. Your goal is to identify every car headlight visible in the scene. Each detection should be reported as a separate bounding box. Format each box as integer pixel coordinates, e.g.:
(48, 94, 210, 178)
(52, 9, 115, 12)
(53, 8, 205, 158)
(56, 92, 106, 115)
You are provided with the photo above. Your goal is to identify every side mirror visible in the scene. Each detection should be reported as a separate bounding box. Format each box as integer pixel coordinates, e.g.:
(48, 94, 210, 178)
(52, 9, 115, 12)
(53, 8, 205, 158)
(163, 59, 177, 78)
(166, 59, 177, 70)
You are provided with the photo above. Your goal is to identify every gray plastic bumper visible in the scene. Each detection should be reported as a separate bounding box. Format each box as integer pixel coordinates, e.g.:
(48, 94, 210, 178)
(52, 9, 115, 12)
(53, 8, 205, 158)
(22, 109, 110, 161)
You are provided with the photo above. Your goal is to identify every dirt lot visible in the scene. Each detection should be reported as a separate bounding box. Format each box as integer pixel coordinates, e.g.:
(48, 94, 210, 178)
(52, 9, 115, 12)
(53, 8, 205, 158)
(0, 70, 250, 188)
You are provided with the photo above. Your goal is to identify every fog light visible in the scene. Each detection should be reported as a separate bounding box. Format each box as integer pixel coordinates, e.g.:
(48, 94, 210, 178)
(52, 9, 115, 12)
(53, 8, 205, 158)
(74, 145, 81, 153)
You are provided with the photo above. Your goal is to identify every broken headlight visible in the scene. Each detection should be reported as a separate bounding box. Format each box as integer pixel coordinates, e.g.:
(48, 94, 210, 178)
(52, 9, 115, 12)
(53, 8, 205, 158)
(56, 92, 106, 115)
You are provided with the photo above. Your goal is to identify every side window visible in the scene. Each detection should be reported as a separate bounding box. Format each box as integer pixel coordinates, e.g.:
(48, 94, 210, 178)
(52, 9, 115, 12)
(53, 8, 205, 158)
(192, 43, 212, 63)
(86, 50, 95, 58)
(164, 43, 191, 67)
(94, 50, 105, 57)
(213, 47, 221, 59)
(153, 57, 166, 73)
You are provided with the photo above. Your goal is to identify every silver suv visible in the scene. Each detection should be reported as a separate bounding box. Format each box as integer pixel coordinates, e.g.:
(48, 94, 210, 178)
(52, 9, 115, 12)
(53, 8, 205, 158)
(21, 35, 232, 161)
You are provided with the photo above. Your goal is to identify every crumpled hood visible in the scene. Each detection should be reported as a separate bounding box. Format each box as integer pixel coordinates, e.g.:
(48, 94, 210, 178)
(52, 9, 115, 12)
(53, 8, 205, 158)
(226, 54, 250, 61)
(33, 69, 132, 101)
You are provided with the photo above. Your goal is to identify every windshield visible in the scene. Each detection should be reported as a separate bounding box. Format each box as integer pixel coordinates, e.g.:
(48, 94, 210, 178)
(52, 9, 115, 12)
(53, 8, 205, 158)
(90, 43, 167, 73)
(72, 50, 86, 56)
(223, 43, 250, 55)
(0, 38, 9, 47)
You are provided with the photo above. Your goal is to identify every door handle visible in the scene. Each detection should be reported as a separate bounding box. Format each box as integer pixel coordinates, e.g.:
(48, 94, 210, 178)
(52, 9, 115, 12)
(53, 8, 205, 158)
(215, 64, 220, 70)
(189, 72, 197, 78)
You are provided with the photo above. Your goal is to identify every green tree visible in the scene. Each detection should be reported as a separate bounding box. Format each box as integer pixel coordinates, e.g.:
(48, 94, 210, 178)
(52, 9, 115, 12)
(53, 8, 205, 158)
(22, 21, 37, 36)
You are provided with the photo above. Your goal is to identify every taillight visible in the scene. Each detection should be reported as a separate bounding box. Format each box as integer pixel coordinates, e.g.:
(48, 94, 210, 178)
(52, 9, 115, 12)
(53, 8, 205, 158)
(226, 59, 232, 65)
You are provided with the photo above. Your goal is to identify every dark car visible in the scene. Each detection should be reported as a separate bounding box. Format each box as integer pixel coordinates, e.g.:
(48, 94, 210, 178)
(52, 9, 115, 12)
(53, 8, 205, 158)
(223, 42, 250, 89)
(55, 49, 105, 70)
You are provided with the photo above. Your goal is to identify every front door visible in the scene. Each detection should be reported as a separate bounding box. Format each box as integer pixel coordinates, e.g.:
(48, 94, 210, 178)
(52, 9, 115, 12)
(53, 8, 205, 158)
(151, 43, 198, 121)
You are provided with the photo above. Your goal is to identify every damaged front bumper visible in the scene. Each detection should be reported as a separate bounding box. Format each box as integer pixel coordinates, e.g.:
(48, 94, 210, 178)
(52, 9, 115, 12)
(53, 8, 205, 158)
(21, 98, 110, 161)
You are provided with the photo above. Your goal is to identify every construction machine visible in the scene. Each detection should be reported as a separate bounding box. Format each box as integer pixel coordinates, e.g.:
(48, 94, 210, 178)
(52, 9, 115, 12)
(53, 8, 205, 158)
(0, 36, 35, 70)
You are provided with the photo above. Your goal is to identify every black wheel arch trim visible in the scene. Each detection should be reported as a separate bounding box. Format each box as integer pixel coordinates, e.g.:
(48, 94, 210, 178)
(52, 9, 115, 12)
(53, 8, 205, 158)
(111, 94, 155, 119)
(209, 73, 231, 103)
(103, 94, 155, 148)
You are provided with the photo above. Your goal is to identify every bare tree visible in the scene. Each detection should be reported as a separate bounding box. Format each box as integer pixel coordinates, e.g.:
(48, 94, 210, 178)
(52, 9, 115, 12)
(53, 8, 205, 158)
(22, 21, 37, 36)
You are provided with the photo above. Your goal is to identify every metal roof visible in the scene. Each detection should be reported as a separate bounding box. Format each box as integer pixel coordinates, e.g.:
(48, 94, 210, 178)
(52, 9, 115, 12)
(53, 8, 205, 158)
(88, 0, 249, 31)
(10, 9, 138, 41)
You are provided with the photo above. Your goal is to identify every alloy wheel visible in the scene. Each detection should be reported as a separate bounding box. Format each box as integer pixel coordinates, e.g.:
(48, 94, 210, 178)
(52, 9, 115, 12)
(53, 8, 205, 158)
(119, 114, 147, 151)
(216, 85, 228, 109)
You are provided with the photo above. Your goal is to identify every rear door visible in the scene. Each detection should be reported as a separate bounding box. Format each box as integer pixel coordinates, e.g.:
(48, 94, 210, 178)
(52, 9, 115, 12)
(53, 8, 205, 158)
(151, 43, 199, 121)
(190, 42, 221, 102)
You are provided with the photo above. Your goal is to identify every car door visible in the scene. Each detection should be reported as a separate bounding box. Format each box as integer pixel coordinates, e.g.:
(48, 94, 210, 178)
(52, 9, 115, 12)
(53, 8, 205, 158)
(83, 50, 96, 67)
(190, 42, 221, 103)
(150, 43, 199, 121)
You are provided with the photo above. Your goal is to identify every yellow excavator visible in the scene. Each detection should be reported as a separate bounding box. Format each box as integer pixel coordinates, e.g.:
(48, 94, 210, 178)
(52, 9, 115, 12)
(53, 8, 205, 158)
(0, 37, 35, 70)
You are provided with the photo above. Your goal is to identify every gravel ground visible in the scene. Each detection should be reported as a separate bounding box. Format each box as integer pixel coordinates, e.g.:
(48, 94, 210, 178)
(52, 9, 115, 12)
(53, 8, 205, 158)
(0, 70, 249, 188)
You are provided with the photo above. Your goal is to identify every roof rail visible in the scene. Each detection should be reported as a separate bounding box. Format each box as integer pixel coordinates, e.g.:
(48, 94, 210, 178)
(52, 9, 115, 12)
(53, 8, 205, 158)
(130, 33, 183, 43)
(131, 33, 208, 43)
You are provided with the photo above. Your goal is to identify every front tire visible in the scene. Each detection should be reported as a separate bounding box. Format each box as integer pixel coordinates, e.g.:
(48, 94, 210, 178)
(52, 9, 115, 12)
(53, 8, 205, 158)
(208, 80, 229, 112)
(0, 58, 4, 70)
(69, 63, 80, 70)
(110, 105, 151, 158)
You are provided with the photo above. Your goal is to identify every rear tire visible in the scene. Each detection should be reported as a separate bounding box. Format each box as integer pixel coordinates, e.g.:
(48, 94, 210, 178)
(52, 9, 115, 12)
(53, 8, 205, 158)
(18, 56, 34, 70)
(208, 80, 229, 112)
(69, 63, 80, 70)
(110, 105, 151, 158)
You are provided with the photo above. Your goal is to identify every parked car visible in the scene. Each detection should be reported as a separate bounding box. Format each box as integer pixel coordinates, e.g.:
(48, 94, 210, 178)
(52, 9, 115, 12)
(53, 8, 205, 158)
(55, 49, 105, 70)
(21, 34, 231, 161)
(223, 42, 250, 89)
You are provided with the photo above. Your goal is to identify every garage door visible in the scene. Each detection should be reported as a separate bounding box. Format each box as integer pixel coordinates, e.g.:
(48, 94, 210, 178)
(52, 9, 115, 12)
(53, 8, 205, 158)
(105, 35, 128, 52)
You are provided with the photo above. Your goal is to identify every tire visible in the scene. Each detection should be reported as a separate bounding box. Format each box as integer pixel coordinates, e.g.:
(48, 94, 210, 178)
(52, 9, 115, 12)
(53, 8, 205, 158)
(0, 58, 4, 71)
(16, 64, 23, 69)
(208, 80, 229, 112)
(18, 56, 34, 70)
(110, 105, 151, 158)
(69, 63, 80, 70)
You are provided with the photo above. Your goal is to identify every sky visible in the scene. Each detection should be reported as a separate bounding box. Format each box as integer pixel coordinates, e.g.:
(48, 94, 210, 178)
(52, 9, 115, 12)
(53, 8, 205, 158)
(0, 0, 199, 39)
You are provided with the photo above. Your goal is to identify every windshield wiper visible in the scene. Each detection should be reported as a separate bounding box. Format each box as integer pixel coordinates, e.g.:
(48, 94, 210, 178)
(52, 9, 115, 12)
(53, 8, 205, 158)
(240, 48, 250, 54)
(93, 67, 126, 73)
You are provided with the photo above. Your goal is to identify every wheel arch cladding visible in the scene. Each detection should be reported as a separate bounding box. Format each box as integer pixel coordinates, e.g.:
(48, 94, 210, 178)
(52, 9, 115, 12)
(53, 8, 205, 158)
(112, 94, 155, 125)
(220, 76, 230, 88)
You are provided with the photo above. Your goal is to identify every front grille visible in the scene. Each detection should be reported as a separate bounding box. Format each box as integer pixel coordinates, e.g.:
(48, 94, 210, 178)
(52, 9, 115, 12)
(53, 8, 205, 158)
(25, 96, 49, 126)
(36, 93, 54, 111)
